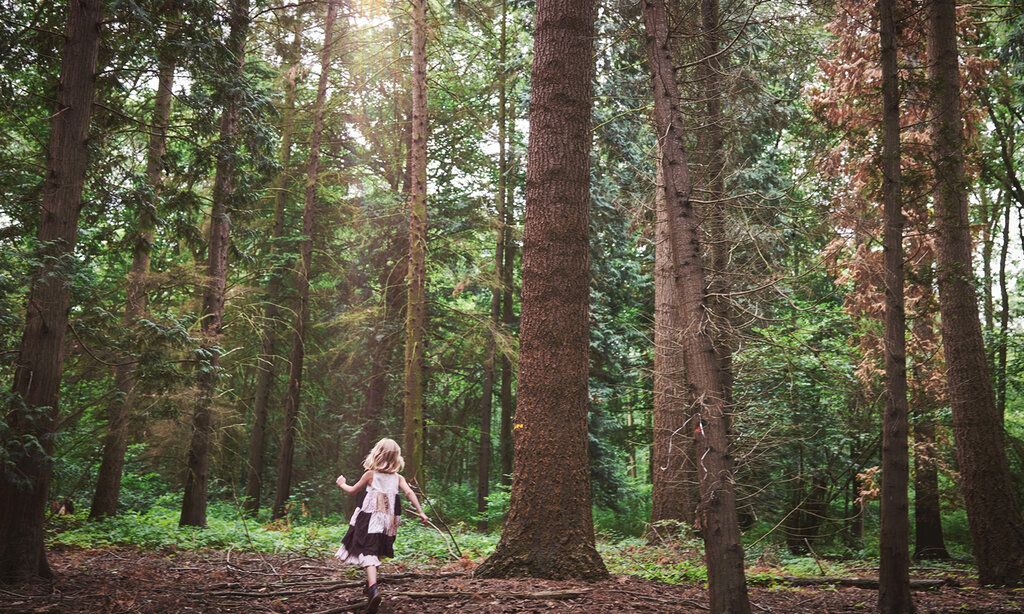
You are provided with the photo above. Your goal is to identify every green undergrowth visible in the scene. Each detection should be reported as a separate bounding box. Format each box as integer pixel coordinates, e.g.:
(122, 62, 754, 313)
(50, 494, 497, 564)
(49, 497, 975, 586)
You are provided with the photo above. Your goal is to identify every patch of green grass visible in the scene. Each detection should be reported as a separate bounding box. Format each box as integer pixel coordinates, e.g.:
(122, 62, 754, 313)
(50, 498, 497, 564)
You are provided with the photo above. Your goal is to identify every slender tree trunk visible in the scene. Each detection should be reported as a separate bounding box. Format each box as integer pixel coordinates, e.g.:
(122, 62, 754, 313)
(179, 0, 249, 527)
(477, 32, 509, 526)
(271, 0, 338, 520)
(499, 158, 516, 486)
(403, 0, 428, 485)
(0, 0, 102, 582)
(91, 4, 176, 520)
(244, 16, 304, 516)
(927, 0, 1024, 585)
(909, 266, 949, 560)
(475, 0, 606, 580)
(651, 154, 697, 528)
(641, 0, 751, 610)
(997, 193, 1010, 419)
(497, 5, 517, 488)
(912, 404, 949, 558)
(980, 189, 995, 334)
(877, 1, 913, 609)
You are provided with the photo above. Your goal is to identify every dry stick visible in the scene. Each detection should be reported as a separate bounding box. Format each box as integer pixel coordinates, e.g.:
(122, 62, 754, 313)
(307, 589, 591, 614)
(601, 588, 709, 611)
(413, 484, 463, 559)
(749, 576, 952, 589)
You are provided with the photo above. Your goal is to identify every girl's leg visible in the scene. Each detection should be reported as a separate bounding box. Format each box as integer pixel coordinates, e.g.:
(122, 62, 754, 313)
(366, 564, 377, 587)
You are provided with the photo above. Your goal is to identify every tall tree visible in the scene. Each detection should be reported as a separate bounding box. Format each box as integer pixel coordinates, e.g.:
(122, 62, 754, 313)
(477, 0, 512, 527)
(271, 0, 339, 520)
(877, 0, 913, 609)
(403, 0, 429, 485)
(0, 0, 103, 582)
(179, 0, 250, 527)
(90, 2, 178, 520)
(475, 0, 607, 580)
(927, 0, 1024, 585)
(243, 13, 304, 516)
(651, 154, 697, 527)
(910, 303, 950, 560)
(641, 0, 751, 610)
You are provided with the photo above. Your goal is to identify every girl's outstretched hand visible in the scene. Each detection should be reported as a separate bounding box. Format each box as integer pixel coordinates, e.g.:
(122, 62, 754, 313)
(335, 475, 346, 488)
(417, 512, 429, 526)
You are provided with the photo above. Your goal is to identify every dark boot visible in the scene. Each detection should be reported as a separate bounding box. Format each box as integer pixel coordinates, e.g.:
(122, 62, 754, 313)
(363, 583, 382, 614)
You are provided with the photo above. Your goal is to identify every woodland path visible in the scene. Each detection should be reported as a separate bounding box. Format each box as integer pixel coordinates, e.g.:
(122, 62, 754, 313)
(0, 548, 1021, 613)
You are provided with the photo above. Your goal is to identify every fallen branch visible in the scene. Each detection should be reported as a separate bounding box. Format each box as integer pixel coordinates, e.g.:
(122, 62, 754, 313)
(389, 588, 591, 600)
(307, 589, 590, 614)
(754, 576, 953, 589)
(601, 588, 709, 610)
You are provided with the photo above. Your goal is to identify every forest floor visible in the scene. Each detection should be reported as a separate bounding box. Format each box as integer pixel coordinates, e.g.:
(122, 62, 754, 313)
(1, 547, 1022, 613)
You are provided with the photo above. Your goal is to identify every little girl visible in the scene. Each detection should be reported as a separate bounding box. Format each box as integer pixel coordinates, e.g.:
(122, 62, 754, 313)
(335, 438, 428, 613)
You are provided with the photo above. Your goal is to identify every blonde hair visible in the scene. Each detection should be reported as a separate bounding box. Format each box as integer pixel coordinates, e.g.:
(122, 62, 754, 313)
(362, 438, 404, 473)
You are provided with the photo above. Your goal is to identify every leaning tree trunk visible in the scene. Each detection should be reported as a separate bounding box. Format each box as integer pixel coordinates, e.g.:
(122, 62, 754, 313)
(403, 0, 429, 486)
(179, 0, 249, 528)
(0, 0, 102, 583)
(927, 0, 1024, 585)
(475, 0, 607, 580)
(271, 0, 338, 520)
(641, 0, 751, 610)
(91, 4, 177, 520)
(651, 154, 697, 528)
(243, 16, 303, 516)
(877, 0, 913, 609)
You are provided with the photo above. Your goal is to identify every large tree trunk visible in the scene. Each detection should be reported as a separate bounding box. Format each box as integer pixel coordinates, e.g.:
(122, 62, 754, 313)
(475, 0, 606, 580)
(243, 15, 304, 516)
(641, 0, 751, 610)
(91, 4, 176, 520)
(877, 0, 913, 609)
(271, 0, 338, 520)
(927, 0, 1024, 585)
(651, 154, 697, 528)
(0, 0, 103, 582)
(699, 0, 734, 404)
(403, 0, 428, 485)
(179, 0, 249, 527)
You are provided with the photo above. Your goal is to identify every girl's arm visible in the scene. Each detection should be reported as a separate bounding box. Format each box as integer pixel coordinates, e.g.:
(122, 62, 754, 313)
(335, 470, 372, 495)
(399, 476, 430, 525)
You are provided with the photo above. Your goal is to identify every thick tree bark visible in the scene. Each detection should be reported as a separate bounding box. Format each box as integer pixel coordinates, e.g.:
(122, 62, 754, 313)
(877, 0, 913, 609)
(0, 0, 102, 582)
(641, 0, 751, 610)
(243, 16, 303, 516)
(651, 154, 697, 528)
(475, 0, 606, 580)
(927, 0, 1024, 585)
(403, 0, 428, 485)
(699, 0, 734, 404)
(91, 4, 176, 520)
(271, 0, 338, 520)
(179, 0, 249, 527)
